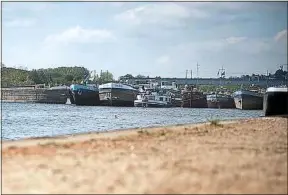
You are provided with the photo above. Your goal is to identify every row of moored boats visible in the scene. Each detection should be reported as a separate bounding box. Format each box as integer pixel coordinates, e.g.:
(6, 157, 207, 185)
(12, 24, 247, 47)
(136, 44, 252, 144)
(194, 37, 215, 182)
(68, 82, 288, 116)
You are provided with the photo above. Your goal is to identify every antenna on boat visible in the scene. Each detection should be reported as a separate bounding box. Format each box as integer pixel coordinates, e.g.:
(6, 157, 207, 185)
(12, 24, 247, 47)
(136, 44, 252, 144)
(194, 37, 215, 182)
(196, 62, 200, 78)
(185, 70, 188, 84)
(266, 70, 269, 88)
(196, 62, 200, 86)
(218, 65, 225, 86)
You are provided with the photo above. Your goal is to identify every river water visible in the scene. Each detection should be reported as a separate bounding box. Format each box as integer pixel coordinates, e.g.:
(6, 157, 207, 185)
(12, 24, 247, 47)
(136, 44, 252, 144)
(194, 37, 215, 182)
(2, 102, 263, 140)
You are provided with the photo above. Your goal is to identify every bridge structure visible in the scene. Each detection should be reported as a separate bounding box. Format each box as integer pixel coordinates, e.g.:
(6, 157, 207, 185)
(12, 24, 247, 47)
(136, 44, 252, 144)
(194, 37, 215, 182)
(125, 77, 287, 87)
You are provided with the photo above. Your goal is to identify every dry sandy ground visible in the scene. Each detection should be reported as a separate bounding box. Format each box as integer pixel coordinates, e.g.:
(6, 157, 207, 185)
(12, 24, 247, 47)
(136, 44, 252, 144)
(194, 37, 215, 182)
(2, 117, 287, 194)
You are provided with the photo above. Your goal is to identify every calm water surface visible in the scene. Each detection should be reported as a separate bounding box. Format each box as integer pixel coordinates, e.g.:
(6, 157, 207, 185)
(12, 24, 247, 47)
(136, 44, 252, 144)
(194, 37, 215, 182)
(2, 102, 263, 140)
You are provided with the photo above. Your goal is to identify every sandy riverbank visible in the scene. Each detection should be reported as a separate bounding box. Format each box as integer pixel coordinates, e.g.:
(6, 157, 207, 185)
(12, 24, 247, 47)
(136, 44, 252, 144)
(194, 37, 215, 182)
(2, 117, 287, 194)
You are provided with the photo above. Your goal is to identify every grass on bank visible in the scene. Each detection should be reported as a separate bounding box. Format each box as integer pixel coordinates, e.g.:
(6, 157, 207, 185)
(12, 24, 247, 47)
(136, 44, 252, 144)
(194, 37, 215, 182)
(207, 118, 224, 127)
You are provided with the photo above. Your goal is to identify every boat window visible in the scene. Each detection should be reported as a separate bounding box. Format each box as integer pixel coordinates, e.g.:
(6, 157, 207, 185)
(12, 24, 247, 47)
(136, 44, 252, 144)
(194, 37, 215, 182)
(165, 98, 168, 101)
(148, 96, 155, 100)
(162, 81, 173, 86)
(159, 97, 163, 101)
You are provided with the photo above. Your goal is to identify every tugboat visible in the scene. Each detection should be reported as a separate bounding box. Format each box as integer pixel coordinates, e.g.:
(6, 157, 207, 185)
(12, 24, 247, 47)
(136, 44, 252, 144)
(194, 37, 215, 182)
(99, 82, 139, 106)
(263, 86, 288, 116)
(181, 85, 207, 108)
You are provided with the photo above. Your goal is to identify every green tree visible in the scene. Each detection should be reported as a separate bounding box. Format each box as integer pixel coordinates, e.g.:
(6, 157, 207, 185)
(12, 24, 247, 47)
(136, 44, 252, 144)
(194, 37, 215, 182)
(65, 74, 74, 82)
(29, 70, 42, 84)
(124, 74, 134, 79)
(37, 70, 48, 84)
(119, 74, 134, 81)
(1, 65, 96, 86)
(136, 74, 146, 78)
(99, 71, 114, 83)
(274, 69, 285, 80)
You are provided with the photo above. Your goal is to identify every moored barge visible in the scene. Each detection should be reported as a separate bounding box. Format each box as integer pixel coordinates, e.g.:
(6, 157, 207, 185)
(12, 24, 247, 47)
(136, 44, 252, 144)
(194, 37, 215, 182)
(99, 83, 138, 107)
(233, 90, 263, 110)
(206, 93, 235, 109)
(181, 85, 207, 108)
(69, 84, 100, 106)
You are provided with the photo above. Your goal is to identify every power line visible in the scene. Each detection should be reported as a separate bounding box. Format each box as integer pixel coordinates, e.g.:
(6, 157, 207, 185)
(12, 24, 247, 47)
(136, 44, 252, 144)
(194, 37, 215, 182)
(196, 62, 200, 78)
(196, 62, 200, 86)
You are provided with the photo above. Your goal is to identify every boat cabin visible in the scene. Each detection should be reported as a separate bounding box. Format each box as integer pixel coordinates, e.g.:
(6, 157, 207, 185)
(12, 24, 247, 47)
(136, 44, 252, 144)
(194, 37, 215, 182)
(160, 81, 178, 90)
(137, 93, 172, 103)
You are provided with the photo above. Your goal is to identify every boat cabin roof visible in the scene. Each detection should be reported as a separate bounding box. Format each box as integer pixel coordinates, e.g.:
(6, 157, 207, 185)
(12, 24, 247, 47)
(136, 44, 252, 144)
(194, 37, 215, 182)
(266, 87, 288, 93)
(145, 94, 170, 98)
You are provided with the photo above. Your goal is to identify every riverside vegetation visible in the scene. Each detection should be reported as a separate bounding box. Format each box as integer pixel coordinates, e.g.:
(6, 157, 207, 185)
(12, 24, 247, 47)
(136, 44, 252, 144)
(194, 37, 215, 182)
(1, 63, 287, 88)
(1, 65, 113, 87)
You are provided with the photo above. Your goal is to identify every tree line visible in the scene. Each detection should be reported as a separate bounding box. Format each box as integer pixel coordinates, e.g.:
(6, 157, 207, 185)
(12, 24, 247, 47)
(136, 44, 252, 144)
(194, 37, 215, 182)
(1, 64, 287, 88)
(230, 67, 288, 81)
(119, 67, 288, 81)
(1, 64, 114, 87)
(118, 74, 161, 81)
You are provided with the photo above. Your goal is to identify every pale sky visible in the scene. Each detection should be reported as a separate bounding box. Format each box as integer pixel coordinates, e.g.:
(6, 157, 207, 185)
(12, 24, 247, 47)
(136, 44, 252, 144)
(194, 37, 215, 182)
(2, 2, 288, 78)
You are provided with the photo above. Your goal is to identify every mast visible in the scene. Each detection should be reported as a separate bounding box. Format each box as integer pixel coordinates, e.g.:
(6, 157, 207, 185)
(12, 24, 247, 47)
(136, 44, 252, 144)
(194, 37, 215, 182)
(266, 70, 269, 87)
(218, 65, 225, 86)
(196, 62, 200, 86)
(100, 70, 103, 84)
(185, 70, 188, 84)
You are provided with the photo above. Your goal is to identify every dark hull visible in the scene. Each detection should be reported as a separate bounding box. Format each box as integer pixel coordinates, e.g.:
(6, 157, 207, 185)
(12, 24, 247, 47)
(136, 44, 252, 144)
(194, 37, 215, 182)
(68, 90, 75, 104)
(181, 98, 208, 108)
(99, 88, 137, 107)
(35, 88, 68, 104)
(172, 99, 182, 107)
(70, 90, 100, 106)
(36, 98, 67, 104)
(264, 92, 288, 116)
(101, 99, 135, 107)
(181, 91, 207, 108)
(207, 98, 235, 109)
(134, 102, 172, 108)
(234, 94, 263, 110)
